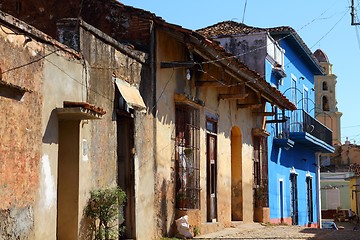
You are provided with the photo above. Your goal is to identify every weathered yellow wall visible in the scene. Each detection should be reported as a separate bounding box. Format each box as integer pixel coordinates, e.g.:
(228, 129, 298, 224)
(154, 29, 262, 236)
(350, 178, 358, 214)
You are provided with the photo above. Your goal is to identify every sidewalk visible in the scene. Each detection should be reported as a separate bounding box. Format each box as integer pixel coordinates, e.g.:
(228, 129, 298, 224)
(194, 221, 360, 239)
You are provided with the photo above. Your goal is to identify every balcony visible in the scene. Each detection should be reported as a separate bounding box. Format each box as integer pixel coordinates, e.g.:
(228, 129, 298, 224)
(274, 110, 334, 153)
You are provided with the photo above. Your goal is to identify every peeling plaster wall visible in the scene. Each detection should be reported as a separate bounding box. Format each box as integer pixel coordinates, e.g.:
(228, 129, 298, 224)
(0, 23, 43, 240)
(78, 23, 153, 240)
(215, 34, 267, 77)
(0, 14, 149, 239)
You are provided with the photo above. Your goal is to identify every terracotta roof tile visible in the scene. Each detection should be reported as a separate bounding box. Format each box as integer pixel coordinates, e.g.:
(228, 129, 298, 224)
(197, 21, 266, 37)
(197, 21, 323, 75)
(63, 101, 106, 115)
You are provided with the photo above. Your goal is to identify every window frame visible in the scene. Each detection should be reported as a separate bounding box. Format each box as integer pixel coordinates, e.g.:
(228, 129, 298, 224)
(175, 104, 200, 209)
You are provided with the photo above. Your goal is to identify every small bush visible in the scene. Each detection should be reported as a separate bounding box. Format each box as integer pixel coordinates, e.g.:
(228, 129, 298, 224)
(86, 187, 126, 240)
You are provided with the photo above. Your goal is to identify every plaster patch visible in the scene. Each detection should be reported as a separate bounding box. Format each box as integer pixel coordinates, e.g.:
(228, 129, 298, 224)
(82, 139, 88, 162)
(40, 154, 56, 209)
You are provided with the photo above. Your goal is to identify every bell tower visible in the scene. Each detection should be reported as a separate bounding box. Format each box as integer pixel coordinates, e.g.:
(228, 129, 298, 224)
(314, 49, 342, 145)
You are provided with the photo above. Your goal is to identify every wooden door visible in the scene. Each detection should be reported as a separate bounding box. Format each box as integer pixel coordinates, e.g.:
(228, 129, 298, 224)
(207, 134, 217, 222)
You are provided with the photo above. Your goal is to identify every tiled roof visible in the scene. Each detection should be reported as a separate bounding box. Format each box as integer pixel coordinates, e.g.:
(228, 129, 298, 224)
(197, 21, 324, 75)
(197, 21, 266, 37)
(115, 8, 296, 110)
(153, 20, 296, 110)
(0, 79, 32, 93)
(314, 49, 329, 63)
(197, 21, 298, 39)
(63, 101, 106, 115)
(0, 1, 295, 110)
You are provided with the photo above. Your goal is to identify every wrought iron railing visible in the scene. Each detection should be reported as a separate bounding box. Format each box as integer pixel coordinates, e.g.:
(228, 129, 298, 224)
(275, 110, 332, 146)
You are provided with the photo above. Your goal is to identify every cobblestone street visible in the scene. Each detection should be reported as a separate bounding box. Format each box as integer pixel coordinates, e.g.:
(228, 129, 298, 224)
(195, 222, 360, 240)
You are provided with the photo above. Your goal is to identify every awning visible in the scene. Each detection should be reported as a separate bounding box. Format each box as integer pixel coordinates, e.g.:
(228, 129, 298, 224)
(114, 78, 146, 110)
(57, 101, 106, 120)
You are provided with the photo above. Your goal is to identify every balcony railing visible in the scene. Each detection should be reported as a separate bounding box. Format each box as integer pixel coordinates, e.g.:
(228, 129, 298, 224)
(276, 110, 332, 146)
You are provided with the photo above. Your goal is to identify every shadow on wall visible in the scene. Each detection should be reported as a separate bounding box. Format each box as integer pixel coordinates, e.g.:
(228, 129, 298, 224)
(79, 214, 94, 240)
(42, 109, 59, 144)
(270, 144, 316, 172)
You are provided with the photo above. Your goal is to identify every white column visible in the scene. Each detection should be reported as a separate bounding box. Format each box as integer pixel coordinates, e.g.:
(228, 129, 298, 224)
(316, 153, 322, 228)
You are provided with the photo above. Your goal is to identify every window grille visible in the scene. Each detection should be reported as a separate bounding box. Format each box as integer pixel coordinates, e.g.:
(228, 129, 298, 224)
(253, 137, 269, 208)
(175, 104, 200, 209)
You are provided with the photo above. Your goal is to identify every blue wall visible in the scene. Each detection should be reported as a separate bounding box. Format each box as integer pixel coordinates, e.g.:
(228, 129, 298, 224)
(265, 38, 319, 226)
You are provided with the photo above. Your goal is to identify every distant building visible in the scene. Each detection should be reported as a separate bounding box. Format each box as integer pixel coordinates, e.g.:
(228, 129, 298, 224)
(314, 49, 342, 146)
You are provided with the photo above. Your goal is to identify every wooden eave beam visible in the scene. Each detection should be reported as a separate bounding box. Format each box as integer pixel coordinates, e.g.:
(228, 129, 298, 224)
(160, 61, 196, 68)
(252, 111, 275, 116)
(196, 81, 226, 87)
(265, 119, 287, 124)
(237, 103, 263, 109)
(219, 93, 249, 100)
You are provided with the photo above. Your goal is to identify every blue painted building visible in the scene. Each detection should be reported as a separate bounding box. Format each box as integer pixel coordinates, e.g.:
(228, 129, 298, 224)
(267, 27, 334, 226)
(198, 22, 334, 226)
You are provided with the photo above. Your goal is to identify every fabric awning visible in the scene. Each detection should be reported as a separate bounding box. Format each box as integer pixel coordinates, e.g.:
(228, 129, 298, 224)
(114, 78, 146, 110)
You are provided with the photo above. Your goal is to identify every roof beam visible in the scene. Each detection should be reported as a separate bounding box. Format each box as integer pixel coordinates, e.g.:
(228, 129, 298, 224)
(265, 119, 287, 123)
(252, 111, 275, 116)
(196, 81, 226, 87)
(237, 103, 263, 109)
(160, 61, 196, 68)
(219, 93, 249, 100)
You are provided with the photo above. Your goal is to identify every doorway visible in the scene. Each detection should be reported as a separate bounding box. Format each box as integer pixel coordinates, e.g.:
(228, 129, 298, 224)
(290, 174, 298, 225)
(206, 119, 217, 222)
(231, 127, 243, 221)
(57, 120, 80, 240)
(306, 176, 313, 223)
(117, 114, 136, 239)
(279, 180, 284, 223)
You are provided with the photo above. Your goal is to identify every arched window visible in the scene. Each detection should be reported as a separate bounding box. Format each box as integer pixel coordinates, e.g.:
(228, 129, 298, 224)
(322, 81, 328, 91)
(322, 96, 329, 111)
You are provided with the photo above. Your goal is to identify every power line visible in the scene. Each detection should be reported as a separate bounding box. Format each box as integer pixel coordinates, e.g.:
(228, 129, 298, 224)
(3, 50, 58, 74)
(309, 9, 349, 49)
(241, 0, 247, 24)
(201, 5, 348, 67)
(342, 124, 360, 129)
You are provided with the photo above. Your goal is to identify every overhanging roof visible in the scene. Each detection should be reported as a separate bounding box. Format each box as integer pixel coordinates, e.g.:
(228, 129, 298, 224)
(57, 101, 106, 120)
(153, 20, 296, 111)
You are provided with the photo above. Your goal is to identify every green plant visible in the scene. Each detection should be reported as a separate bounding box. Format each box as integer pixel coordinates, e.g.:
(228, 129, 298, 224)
(193, 225, 200, 236)
(86, 187, 127, 240)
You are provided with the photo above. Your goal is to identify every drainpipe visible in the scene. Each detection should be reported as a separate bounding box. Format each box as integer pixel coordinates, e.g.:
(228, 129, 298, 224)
(316, 153, 322, 228)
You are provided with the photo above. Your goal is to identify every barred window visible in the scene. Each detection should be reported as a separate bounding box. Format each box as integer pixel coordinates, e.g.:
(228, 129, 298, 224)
(253, 136, 269, 208)
(175, 104, 200, 209)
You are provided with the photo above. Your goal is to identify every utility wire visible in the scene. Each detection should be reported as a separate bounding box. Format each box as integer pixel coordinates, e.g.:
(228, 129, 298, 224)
(3, 50, 58, 74)
(309, 9, 349, 49)
(241, 0, 248, 24)
(342, 124, 360, 129)
(201, 4, 346, 66)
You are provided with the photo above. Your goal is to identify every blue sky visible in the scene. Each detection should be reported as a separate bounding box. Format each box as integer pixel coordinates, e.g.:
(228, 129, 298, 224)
(121, 0, 360, 144)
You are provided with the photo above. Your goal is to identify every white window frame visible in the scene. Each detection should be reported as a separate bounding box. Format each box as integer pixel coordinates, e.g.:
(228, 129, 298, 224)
(303, 85, 309, 112)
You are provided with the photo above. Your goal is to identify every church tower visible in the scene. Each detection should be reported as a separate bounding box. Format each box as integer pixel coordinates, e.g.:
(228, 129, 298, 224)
(314, 49, 342, 145)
